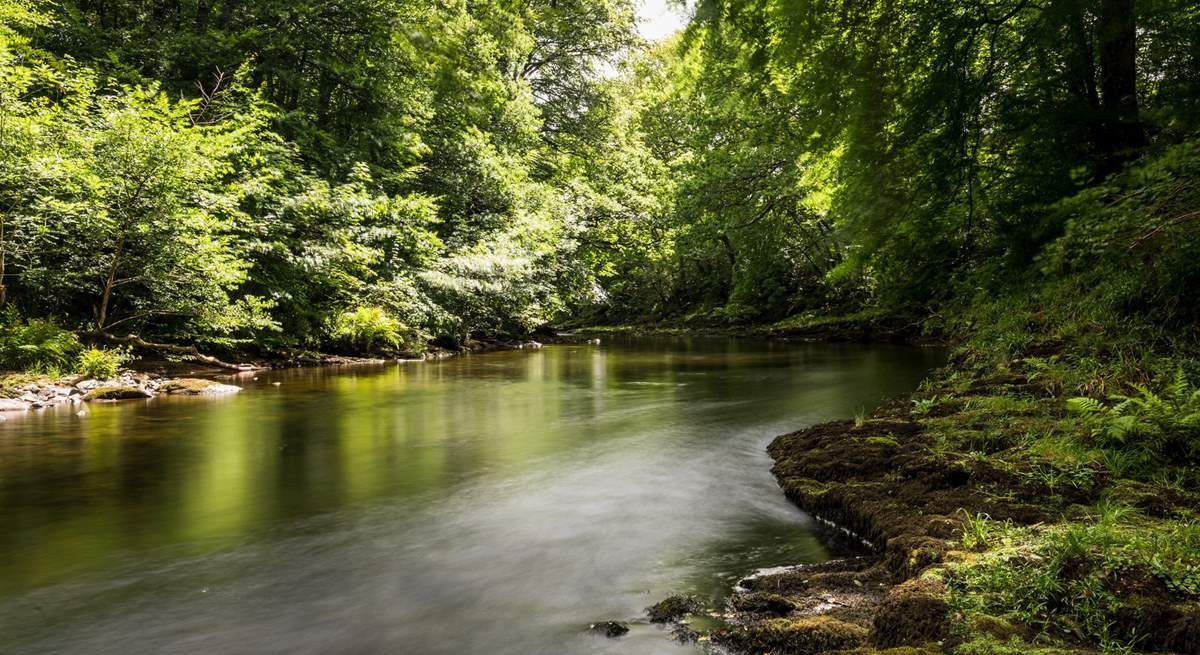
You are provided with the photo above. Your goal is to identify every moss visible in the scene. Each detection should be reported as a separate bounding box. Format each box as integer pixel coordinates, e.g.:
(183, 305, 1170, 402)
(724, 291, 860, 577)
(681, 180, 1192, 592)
(1, 373, 45, 392)
(870, 578, 949, 648)
(83, 385, 150, 401)
(968, 614, 1021, 641)
(646, 595, 702, 623)
(731, 593, 799, 617)
(160, 378, 219, 394)
(716, 616, 869, 654)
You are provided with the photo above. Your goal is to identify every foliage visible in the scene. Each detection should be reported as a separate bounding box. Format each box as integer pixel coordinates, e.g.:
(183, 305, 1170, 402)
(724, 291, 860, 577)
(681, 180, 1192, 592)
(0, 310, 82, 373)
(329, 307, 413, 354)
(1069, 369, 1200, 465)
(75, 346, 131, 380)
(948, 502, 1200, 650)
(0, 0, 644, 355)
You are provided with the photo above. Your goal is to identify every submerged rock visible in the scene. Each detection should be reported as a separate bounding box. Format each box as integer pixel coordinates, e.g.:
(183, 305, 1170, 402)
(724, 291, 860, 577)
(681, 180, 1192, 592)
(588, 621, 630, 638)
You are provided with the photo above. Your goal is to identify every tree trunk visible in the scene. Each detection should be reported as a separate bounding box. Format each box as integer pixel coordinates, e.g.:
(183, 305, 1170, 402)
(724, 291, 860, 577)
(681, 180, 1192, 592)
(1096, 0, 1146, 169)
(93, 332, 264, 371)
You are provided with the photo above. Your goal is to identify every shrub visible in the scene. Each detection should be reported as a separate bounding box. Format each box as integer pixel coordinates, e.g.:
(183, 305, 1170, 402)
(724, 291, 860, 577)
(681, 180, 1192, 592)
(329, 307, 412, 353)
(76, 347, 131, 380)
(0, 310, 83, 373)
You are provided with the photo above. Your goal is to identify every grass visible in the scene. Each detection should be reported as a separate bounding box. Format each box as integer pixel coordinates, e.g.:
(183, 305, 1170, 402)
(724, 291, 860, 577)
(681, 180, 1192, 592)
(929, 383, 1198, 652)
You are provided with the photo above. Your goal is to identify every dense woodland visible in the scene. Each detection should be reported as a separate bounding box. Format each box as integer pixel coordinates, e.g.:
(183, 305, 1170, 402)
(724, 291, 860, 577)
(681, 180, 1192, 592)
(3, 0, 1200, 652)
(0, 0, 1197, 358)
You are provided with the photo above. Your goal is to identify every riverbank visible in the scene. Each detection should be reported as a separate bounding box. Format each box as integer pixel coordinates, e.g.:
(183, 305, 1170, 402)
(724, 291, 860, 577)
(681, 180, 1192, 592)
(0, 333, 592, 414)
(574, 310, 933, 345)
(646, 342, 1200, 654)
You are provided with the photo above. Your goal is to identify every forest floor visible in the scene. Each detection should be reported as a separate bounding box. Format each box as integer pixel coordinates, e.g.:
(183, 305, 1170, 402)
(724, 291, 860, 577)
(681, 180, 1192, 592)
(636, 326, 1200, 655)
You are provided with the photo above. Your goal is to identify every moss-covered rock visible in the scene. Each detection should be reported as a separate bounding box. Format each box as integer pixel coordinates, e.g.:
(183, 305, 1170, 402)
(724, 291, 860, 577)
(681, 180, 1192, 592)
(83, 386, 152, 401)
(870, 577, 949, 648)
(716, 616, 869, 654)
(731, 593, 800, 617)
(160, 378, 240, 395)
(646, 595, 702, 623)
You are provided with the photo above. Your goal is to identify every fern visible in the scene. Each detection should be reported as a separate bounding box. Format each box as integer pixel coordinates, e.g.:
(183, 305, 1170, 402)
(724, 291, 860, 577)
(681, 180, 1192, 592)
(1069, 368, 1200, 466)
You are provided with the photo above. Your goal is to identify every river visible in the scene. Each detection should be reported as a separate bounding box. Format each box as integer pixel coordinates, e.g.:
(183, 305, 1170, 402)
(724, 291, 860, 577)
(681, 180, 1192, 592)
(0, 336, 942, 654)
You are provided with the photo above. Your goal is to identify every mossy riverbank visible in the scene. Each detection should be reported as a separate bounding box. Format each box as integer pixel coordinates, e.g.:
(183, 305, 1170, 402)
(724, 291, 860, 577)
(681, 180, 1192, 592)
(645, 347, 1200, 654)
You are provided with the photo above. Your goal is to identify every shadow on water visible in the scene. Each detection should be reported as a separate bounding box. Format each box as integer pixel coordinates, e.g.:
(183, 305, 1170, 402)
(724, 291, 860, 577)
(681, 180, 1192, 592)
(0, 337, 944, 654)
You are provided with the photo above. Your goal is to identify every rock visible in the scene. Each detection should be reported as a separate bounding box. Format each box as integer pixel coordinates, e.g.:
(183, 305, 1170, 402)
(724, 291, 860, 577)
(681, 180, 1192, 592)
(83, 386, 153, 402)
(0, 398, 29, 412)
(716, 616, 868, 654)
(731, 593, 800, 617)
(588, 338, 601, 345)
(159, 379, 242, 395)
(589, 621, 630, 638)
(647, 595, 702, 624)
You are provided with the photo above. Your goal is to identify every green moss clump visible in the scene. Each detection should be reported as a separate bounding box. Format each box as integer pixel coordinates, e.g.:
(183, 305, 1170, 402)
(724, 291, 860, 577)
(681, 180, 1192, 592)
(731, 592, 799, 616)
(719, 616, 868, 654)
(870, 577, 950, 648)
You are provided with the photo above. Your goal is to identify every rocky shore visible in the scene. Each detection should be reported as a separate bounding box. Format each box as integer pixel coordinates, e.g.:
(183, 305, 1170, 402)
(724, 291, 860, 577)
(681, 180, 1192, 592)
(0, 373, 241, 414)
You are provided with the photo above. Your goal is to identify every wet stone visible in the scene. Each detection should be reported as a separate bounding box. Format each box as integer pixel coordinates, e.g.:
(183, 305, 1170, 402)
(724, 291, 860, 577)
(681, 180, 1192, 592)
(588, 621, 630, 638)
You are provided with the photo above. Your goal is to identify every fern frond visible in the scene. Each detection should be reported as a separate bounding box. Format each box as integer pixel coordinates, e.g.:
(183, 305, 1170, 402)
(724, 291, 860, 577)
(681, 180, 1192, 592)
(1066, 397, 1103, 415)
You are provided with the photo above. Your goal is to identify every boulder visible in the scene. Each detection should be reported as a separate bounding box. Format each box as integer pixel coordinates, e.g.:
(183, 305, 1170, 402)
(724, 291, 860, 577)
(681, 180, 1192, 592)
(159, 379, 241, 395)
(83, 386, 153, 401)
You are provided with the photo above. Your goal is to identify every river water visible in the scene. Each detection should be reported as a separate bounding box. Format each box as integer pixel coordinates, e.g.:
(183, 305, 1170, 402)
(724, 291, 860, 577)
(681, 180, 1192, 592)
(0, 337, 941, 654)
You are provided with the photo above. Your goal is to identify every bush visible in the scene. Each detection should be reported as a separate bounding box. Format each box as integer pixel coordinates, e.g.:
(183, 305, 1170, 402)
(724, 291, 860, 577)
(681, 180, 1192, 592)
(329, 307, 413, 353)
(0, 310, 83, 373)
(76, 347, 131, 380)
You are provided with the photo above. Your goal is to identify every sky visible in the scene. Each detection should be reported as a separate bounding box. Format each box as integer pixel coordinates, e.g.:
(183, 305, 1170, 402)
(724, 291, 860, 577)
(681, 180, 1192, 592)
(637, 0, 690, 41)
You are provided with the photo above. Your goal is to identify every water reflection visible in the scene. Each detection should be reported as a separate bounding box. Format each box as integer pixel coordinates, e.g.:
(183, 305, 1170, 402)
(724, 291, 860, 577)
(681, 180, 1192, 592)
(0, 337, 942, 654)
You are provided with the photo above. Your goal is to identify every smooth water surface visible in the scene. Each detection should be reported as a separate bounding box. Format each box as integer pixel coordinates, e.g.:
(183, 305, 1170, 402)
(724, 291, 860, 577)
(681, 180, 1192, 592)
(0, 337, 942, 654)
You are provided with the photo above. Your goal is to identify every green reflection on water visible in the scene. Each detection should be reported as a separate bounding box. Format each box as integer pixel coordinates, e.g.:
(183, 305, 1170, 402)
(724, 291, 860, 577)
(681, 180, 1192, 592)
(0, 338, 942, 610)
